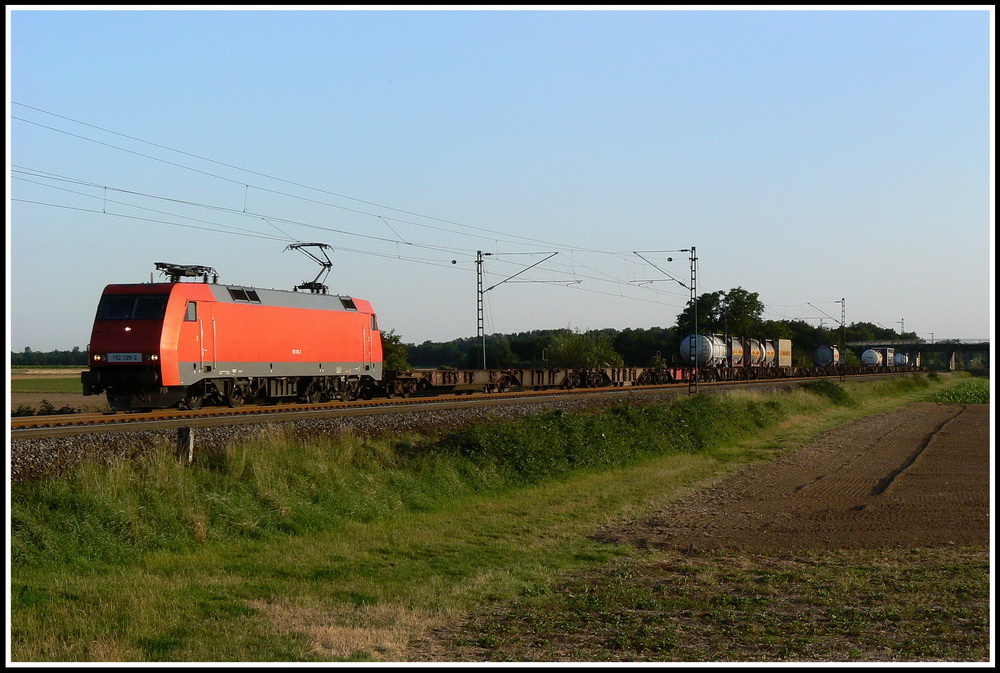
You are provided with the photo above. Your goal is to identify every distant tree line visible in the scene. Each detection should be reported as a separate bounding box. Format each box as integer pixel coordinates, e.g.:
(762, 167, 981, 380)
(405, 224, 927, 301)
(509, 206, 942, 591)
(11, 347, 88, 366)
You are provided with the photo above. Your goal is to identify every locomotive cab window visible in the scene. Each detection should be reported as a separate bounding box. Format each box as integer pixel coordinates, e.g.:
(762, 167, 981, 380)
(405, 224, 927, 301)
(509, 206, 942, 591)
(96, 294, 169, 320)
(185, 301, 197, 322)
(371, 315, 378, 331)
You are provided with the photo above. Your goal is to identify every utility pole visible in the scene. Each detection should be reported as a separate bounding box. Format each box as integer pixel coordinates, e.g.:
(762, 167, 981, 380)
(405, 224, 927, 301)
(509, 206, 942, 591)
(808, 298, 846, 380)
(689, 246, 698, 395)
(477, 251, 486, 369)
(839, 298, 846, 381)
(632, 246, 697, 394)
(475, 250, 560, 369)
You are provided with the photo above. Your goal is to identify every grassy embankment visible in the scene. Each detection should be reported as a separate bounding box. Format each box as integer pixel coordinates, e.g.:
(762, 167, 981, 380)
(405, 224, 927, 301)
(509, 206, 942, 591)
(10, 372, 989, 662)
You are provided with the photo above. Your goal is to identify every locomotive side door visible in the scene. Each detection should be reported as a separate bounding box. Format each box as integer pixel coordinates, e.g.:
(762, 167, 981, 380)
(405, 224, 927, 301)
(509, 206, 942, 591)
(362, 318, 373, 372)
(198, 302, 217, 373)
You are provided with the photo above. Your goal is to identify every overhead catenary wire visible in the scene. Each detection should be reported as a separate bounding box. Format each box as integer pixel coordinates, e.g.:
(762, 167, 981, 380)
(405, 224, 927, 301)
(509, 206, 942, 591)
(13, 102, 714, 321)
(14, 167, 689, 307)
(12, 104, 620, 255)
(12, 108, 696, 285)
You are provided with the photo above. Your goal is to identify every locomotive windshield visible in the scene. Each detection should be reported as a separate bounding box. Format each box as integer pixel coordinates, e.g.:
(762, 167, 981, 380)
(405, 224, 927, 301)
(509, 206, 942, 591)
(96, 294, 169, 320)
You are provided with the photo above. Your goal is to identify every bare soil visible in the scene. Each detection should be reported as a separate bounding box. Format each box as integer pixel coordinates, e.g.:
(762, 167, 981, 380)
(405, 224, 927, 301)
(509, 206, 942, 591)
(595, 402, 990, 553)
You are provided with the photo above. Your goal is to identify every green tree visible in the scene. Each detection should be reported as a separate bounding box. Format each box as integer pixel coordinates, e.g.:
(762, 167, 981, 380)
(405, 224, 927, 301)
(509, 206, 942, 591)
(407, 340, 463, 368)
(613, 326, 677, 366)
(546, 329, 623, 368)
(460, 334, 519, 369)
(380, 329, 411, 371)
(674, 287, 765, 336)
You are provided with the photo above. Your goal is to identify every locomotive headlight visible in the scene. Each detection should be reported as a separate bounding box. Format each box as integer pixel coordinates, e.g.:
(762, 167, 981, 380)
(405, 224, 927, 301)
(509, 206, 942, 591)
(93, 354, 102, 361)
(150, 354, 159, 361)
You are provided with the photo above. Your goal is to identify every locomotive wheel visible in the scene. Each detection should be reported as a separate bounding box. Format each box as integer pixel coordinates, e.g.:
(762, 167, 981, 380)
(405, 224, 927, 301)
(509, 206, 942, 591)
(340, 381, 360, 402)
(183, 387, 204, 410)
(226, 388, 245, 408)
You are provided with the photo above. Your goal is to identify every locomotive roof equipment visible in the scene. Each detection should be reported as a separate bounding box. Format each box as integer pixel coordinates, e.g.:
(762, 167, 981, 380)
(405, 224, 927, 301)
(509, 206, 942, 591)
(285, 242, 334, 294)
(154, 262, 218, 284)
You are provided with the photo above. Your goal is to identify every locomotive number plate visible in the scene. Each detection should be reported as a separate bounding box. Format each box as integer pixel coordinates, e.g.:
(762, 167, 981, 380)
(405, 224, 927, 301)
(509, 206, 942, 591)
(108, 352, 143, 362)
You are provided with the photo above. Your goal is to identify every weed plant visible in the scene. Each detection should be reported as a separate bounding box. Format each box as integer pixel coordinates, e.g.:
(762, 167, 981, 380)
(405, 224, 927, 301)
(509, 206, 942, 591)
(926, 378, 991, 404)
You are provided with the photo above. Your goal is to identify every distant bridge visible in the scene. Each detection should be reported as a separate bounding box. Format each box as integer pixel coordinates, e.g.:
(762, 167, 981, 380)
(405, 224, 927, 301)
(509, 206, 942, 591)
(845, 339, 990, 370)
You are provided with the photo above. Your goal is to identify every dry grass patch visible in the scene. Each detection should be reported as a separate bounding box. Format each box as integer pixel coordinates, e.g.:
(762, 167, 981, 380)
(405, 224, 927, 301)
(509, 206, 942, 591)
(250, 598, 448, 661)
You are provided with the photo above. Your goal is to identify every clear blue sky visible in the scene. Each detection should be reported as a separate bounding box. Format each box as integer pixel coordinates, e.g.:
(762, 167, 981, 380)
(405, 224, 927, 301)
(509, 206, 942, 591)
(7, 7, 993, 352)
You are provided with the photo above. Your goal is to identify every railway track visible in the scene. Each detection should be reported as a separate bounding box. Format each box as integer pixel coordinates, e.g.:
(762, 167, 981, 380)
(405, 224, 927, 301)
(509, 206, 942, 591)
(10, 384, 684, 438)
(10, 373, 902, 440)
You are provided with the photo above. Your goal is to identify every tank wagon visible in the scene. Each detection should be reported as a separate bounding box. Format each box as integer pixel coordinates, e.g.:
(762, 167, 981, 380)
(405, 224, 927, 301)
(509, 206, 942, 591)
(862, 347, 895, 367)
(82, 263, 382, 410)
(813, 345, 840, 368)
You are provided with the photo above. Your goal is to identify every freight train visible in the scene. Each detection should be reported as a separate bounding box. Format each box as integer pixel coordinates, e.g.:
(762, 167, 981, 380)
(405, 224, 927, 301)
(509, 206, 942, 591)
(81, 263, 922, 411)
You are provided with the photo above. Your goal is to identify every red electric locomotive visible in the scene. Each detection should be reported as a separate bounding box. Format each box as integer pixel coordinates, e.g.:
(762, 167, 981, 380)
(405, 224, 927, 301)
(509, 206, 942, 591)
(82, 262, 383, 410)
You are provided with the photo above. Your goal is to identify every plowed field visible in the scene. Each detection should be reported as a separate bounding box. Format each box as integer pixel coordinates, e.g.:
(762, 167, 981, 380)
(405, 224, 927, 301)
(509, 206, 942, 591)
(596, 402, 989, 553)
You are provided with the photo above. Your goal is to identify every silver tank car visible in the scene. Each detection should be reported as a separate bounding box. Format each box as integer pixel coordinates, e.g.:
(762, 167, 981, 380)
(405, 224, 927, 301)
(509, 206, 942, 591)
(814, 345, 840, 367)
(680, 334, 728, 366)
(861, 349, 883, 366)
(763, 341, 776, 366)
(727, 337, 745, 366)
(893, 352, 909, 366)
